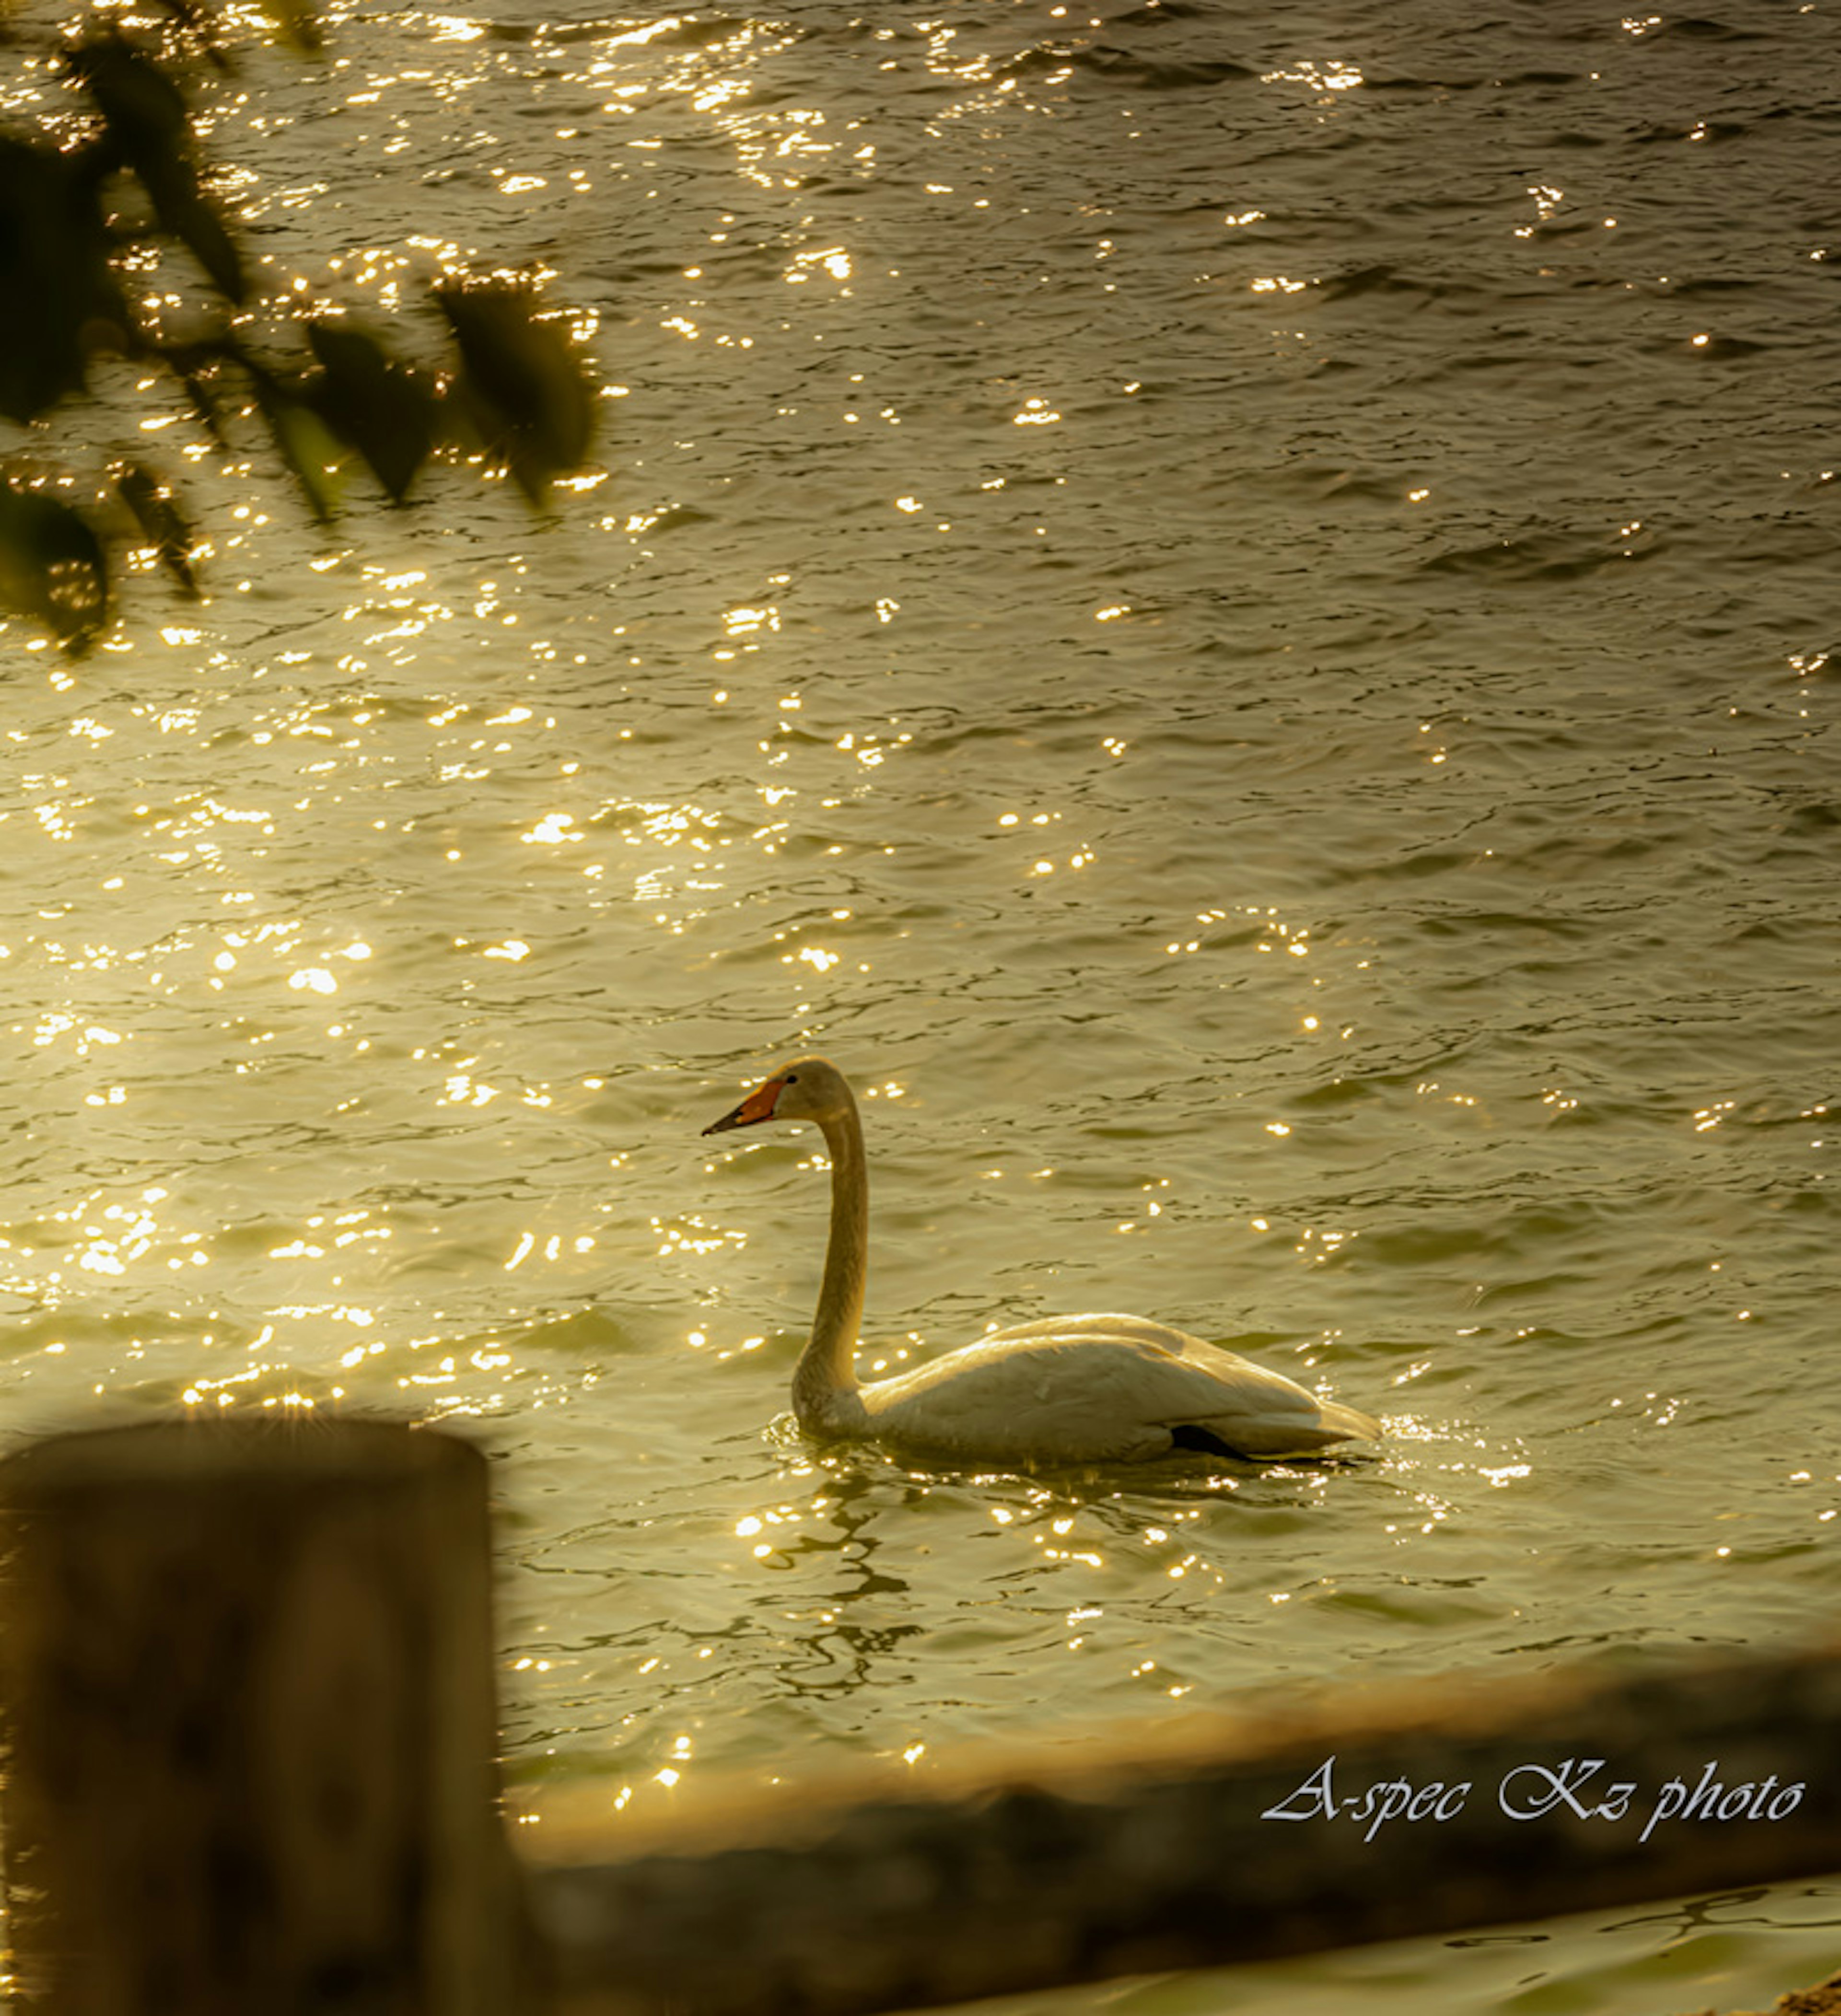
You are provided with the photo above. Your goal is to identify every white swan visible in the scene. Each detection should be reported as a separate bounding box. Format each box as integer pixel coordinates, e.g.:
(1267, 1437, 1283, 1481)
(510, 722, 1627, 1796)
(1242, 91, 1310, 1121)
(703, 1055, 1380, 1466)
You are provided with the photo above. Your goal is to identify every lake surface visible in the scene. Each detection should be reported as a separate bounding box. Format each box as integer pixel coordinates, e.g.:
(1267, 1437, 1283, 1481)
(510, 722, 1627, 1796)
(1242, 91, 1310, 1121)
(3, 0, 1838, 2007)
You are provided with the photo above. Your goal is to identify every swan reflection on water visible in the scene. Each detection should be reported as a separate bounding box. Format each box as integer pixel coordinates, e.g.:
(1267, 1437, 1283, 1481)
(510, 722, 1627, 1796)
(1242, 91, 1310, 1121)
(703, 1056, 1381, 1470)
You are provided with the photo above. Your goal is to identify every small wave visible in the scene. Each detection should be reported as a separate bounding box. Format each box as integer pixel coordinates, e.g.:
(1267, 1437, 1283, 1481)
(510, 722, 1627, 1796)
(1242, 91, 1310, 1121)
(1004, 42, 1255, 92)
(1420, 527, 1663, 583)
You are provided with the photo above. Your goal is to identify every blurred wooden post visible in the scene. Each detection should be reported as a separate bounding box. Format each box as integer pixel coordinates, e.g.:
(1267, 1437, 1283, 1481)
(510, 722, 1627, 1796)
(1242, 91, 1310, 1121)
(0, 1417, 525, 2016)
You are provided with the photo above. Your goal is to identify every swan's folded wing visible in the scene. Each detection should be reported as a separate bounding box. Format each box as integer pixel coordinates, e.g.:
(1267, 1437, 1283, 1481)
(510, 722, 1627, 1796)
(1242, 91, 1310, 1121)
(859, 1318, 1378, 1464)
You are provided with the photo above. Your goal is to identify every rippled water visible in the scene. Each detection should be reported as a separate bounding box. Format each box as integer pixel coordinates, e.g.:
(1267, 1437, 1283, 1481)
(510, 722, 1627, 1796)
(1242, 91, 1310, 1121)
(3, 0, 1838, 2007)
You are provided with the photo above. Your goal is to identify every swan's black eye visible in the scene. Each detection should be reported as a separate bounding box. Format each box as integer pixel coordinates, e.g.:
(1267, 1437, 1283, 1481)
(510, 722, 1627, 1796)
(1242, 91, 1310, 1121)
(783, 1072, 799, 1084)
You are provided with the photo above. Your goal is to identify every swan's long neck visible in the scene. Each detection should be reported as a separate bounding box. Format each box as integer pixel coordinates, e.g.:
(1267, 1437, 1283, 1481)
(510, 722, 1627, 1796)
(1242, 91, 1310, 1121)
(792, 1099, 867, 1424)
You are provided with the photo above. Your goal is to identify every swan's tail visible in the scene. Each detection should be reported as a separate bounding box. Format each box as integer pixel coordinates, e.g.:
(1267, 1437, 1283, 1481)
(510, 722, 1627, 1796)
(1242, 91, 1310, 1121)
(1316, 1398, 1382, 1443)
(1204, 1396, 1382, 1458)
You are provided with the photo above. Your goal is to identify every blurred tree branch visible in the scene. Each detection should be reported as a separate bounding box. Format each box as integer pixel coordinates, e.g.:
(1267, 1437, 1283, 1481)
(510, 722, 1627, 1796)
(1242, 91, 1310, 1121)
(0, 0, 596, 650)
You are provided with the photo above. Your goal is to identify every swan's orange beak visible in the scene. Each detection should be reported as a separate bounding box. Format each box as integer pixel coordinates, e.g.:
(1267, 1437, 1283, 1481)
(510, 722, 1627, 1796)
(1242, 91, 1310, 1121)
(702, 1073, 784, 1136)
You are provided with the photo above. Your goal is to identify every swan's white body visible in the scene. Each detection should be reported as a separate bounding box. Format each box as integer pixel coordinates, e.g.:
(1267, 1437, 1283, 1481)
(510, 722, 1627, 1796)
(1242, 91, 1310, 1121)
(703, 1056, 1380, 1466)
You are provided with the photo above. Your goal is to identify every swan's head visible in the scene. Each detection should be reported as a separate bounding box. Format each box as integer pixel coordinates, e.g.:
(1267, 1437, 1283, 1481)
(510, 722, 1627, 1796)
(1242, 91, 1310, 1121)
(702, 1055, 854, 1136)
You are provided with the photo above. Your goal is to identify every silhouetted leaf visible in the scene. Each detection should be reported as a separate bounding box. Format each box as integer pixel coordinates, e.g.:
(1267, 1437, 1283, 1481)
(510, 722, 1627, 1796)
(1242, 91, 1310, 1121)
(114, 462, 199, 595)
(67, 35, 245, 302)
(64, 37, 189, 158)
(435, 281, 594, 503)
(249, 371, 350, 521)
(139, 154, 245, 302)
(0, 136, 128, 422)
(0, 483, 109, 648)
(156, 338, 240, 448)
(306, 321, 439, 501)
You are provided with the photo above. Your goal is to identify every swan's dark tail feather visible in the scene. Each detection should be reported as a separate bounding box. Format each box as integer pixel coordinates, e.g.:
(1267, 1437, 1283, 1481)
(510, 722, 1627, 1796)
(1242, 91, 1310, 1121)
(1170, 1400, 1382, 1461)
